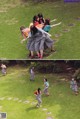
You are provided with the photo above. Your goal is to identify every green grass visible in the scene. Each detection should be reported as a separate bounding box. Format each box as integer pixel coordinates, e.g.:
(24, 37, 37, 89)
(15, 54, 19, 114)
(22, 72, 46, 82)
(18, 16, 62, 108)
(0, 66, 80, 119)
(0, 0, 80, 59)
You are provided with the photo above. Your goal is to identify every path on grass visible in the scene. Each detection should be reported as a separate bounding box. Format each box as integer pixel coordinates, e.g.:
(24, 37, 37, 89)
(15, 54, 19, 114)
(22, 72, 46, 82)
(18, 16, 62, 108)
(0, 96, 54, 119)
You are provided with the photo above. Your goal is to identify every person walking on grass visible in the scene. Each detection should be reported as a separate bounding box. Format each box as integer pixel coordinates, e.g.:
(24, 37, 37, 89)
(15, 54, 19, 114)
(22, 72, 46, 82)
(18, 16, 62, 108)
(30, 67, 35, 81)
(1, 64, 7, 76)
(70, 78, 79, 95)
(34, 88, 42, 107)
(43, 78, 49, 96)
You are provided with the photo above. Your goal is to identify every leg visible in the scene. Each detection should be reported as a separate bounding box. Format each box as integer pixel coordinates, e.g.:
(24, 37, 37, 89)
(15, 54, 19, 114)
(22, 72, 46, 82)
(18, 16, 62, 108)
(40, 50, 43, 59)
(37, 98, 42, 107)
(36, 51, 40, 58)
(31, 51, 34, 59)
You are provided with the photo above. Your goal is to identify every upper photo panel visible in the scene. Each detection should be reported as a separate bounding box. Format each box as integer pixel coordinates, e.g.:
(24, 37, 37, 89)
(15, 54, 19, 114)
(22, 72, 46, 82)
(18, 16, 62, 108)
(0, 0, 80, 59)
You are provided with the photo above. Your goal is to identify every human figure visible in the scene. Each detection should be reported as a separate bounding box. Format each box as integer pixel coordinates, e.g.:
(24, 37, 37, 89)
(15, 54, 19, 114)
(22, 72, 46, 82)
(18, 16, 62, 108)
(38, 13, 44, 24)
(30, 67, 35, 81)
(43, 78, 49, 96)
(70, 78, 79, 95)
(33, 15, 40, 26)
(34, 88, 42, 107)
(1, 64, 7, 75)
(27, 25, 53, 59)
(20, 26, 30, 43)
(43, 18, 61, 32)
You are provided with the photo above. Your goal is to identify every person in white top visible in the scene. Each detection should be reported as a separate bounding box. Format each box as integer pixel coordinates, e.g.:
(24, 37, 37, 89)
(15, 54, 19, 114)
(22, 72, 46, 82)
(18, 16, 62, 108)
(1, 64, 7, 75)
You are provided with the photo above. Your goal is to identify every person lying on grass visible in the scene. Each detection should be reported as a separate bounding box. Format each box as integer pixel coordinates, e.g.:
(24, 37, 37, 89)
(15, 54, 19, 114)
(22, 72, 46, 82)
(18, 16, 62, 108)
(34, 88, 42, 107)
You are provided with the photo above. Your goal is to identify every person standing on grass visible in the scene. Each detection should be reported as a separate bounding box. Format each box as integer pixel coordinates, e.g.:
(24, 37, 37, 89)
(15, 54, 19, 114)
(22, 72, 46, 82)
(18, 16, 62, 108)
(43, 78, 49, 96)
(1, 64, 7, 75)
(34, 88, 42, 107)
(30, 67, 35, 81)
(70, 78, 79, 95)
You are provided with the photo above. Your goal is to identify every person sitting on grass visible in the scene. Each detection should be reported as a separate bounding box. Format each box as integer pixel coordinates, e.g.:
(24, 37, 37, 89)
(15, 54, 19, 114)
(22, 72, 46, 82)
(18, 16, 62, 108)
(70, 78, 79, 95)
(34, 88, 42, 107)
(1, 64, 7, 76)
(43, 78, 49, 96)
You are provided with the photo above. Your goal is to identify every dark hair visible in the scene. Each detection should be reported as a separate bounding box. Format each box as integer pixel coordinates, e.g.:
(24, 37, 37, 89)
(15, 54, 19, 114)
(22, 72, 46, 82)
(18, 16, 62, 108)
(33, 15, 39, 23)
(38, 13, 43, 18)
(38, 13, 44, 24)
(20, 26, 25, 31)
(44, 19, 50, 25)
(45, 78, 47, 82)
(38, 88, 41, 93)
(30, 25, 38, 35)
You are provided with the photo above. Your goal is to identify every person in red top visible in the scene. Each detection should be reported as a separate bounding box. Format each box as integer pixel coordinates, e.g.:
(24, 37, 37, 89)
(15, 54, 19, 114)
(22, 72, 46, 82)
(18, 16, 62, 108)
(33, 15, 40, 27)
(34, 88, 42, 107)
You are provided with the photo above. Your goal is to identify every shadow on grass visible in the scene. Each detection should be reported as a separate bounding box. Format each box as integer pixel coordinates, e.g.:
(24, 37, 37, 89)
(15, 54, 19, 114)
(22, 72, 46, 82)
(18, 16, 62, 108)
(26, 106, 38, 112)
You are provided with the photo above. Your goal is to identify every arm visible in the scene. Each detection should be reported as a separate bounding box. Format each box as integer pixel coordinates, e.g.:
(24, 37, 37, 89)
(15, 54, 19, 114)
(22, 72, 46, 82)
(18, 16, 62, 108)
(37, 27, 52, 37)
(50, 19, 57, 22)
(51, 22, 61, 27)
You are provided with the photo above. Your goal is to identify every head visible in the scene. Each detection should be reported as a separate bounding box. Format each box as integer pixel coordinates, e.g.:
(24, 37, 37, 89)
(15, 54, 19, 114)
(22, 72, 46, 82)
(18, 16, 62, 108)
(72, 78, 74, 81)
(44, 78, 47, 82)
(20, 26, 25, 31)
(30, 25, 38, 35)
(33, 15, 39, 22)
(38, 88, 41, 93)
(44, 19, 50, 25)
(38, 13, 43, 19)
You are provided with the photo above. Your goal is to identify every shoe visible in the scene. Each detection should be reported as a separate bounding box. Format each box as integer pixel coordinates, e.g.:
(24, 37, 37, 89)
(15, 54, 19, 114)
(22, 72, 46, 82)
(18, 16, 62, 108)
(39, 55, 43, 59)
(37, 53, 41, 58)
(31, 56, 34, 59)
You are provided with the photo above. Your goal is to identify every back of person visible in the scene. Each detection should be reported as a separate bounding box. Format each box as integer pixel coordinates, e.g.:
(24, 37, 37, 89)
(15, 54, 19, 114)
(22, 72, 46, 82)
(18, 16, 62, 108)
(45, 81, 49, 87)
(43, 25, 51, 32)
(22, 28, 30, 37)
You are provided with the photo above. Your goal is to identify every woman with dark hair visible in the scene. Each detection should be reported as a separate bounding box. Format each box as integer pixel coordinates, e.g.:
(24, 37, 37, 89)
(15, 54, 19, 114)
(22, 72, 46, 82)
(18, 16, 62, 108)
(38, 13, 44, 24)
(43, 18, 61, 32)
(34, 88, 42, 107)
(27, 25, 54, 59)
(43, 78, 49, 96)
(33, 15, 39, 26)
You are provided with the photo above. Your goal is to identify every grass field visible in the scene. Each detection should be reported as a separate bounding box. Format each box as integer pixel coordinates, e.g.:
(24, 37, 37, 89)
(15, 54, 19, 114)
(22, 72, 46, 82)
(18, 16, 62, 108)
(0, 0, 80, 59)
(0, 66, 80, 119)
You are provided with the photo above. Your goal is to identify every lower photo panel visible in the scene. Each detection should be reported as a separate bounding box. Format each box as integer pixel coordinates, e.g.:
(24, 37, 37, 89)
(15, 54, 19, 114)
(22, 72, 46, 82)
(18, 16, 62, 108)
(0, 60, 80, 119)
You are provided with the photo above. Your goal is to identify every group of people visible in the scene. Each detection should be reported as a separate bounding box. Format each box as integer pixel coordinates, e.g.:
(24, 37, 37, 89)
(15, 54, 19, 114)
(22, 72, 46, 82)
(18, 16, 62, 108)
(30, 67, 49, 107)
(20, 13, 61, 59)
